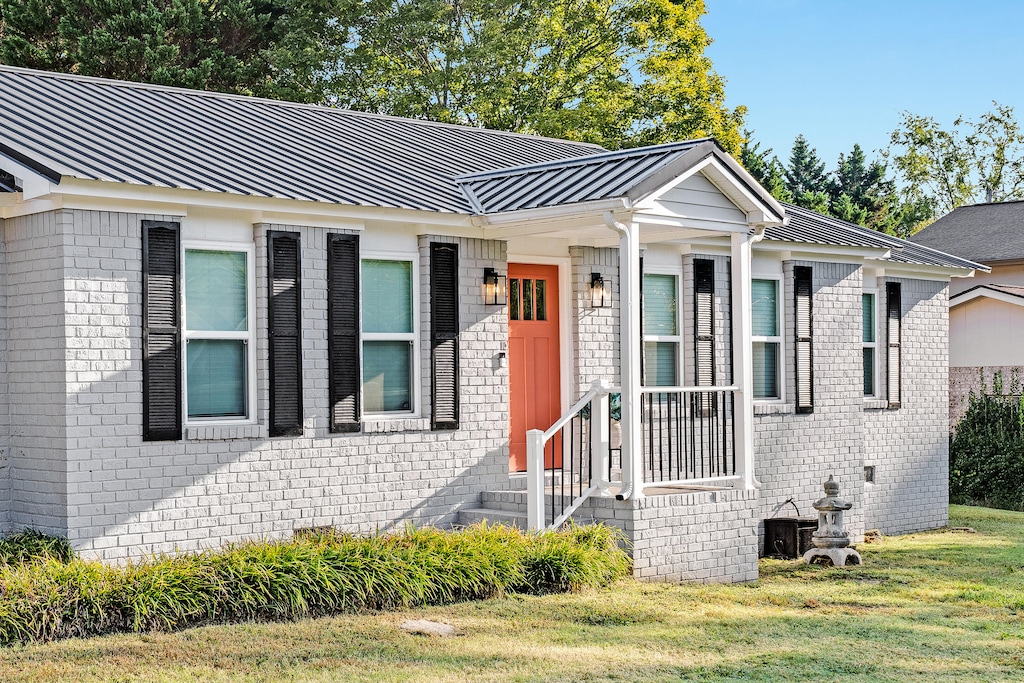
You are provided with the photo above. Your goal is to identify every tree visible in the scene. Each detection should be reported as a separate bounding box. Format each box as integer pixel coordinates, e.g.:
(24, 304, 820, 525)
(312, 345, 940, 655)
(828, 144, 896, 231)
(0, 0, 341, 102)
(887, 103, 1024, 221)
(326, 0, 746, 151)
(739, 131, 791, 202)
(784, 134, 828, 198)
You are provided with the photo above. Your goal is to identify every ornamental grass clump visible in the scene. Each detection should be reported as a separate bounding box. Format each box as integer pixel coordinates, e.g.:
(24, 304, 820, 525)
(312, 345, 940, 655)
(0, 522, 630, 645)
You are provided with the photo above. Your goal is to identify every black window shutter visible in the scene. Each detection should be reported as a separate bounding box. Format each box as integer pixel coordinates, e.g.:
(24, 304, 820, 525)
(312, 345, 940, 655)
(328, 234, 361, 432)
(142, 220, 182, 441)
(639, 255, 645, 386)
(793, 266, 814, 414)
(268, 231, 303, 436)
(430, 243, 460, 430)
(694, 259, 715, 386)
(886, 281, 902, 409)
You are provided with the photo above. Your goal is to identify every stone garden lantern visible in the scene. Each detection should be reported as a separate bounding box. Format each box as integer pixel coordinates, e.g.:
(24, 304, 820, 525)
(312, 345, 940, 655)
(802, 475, 862, 567)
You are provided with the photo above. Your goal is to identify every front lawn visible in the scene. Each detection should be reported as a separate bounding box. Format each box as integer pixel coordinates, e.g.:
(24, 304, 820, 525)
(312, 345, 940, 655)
(2, 505, 1024, 682)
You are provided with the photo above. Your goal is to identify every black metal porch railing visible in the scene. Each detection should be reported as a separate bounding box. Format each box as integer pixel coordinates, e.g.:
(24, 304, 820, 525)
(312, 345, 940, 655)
(640, 388, 736, 484)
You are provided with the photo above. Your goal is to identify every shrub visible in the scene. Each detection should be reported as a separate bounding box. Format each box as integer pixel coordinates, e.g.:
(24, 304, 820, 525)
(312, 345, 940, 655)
(0, 523, 630, 645)
(950, 389, 1024, 510)
(0, 530, 73, 567)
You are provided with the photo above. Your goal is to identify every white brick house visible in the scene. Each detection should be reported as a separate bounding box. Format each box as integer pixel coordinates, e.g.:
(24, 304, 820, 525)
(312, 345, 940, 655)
(0, 66, 982, 581)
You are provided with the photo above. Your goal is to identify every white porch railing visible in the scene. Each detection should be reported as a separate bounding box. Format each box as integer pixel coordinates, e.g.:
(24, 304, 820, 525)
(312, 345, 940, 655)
(527, 382, 739, 530)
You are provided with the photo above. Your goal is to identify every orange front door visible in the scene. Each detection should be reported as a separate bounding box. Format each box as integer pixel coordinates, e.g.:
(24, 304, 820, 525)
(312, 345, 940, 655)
(508, 263, 561, 472)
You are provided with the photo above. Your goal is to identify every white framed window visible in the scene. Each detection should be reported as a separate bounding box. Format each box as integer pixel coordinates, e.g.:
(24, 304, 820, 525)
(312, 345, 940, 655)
(752, 277, 783, 400)
(361, 253, 420, 415)
(182, 242, 257, 423)
(862, 291, 878, 397)
(643, 271, 681, 386)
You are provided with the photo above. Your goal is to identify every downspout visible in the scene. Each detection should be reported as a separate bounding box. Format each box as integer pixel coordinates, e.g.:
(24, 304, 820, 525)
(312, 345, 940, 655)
(603, 211, 643, 500)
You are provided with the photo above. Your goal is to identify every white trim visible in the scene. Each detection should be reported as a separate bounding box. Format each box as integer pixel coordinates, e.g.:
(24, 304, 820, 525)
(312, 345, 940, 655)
(360, 250, 422, 418)
(181, 240, 258, 426)
(641, 267, 683, 386)
(751, 275, 784, 402)
(862, 289, 879, 399)
(950, 286, 1024, 309)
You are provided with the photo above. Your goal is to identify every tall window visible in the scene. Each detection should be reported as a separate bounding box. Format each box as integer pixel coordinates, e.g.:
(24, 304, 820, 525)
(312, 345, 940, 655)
(362, 258, 416, 413)
(862, 292, 877, 396)
(183, 246, 254, 420)
(752, 278, 781, 399)
(643, 273, 680, 386)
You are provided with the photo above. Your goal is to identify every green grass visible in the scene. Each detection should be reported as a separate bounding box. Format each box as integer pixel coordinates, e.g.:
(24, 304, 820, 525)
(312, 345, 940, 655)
(1, 506, 1023, 682)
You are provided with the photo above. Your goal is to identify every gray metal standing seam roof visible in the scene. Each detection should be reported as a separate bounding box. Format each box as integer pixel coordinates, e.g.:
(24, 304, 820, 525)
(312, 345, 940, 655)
(0, 66, 601, 213)
(767, 203, 987, 272)
(0, 67, 988, 273)
(455, 140, 705, 213)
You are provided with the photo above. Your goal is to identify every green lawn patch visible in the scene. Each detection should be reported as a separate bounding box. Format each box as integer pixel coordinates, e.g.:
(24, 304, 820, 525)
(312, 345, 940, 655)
(1, 506, 1023, 682)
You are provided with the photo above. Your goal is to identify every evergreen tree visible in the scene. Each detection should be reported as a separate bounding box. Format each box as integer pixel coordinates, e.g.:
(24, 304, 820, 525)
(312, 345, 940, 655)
(739, 131, 792, 202)
(784, 134, 829, 198)
(829, 143, 896, 231)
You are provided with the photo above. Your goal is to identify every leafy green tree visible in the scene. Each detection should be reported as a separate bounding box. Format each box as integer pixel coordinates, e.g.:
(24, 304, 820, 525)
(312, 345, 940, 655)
(326, 0, 746, 151)
(0, 0, 341, 102)
(784, 134, 829, 199)
(887, 103, 1024, 221)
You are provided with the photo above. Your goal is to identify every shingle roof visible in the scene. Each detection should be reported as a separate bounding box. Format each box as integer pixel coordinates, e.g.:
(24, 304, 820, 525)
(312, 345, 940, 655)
(456, 140, 705, 213)
(0, 66, 601, 213)
(767, 203, 988, 271)
(909, 200, 1024, 263)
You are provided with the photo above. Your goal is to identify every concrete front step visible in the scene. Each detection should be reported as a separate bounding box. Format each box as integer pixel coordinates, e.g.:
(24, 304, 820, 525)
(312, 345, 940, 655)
(457, 506, 528, 529)
(480, 489, 528, 512)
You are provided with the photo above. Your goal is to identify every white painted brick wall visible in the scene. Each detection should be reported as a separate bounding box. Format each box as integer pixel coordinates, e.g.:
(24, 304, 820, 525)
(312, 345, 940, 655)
(863, 278, 949, 534)
(569, 246, 619, 394)
(48, 209, 515, 560)
(0, 218, 8, 531)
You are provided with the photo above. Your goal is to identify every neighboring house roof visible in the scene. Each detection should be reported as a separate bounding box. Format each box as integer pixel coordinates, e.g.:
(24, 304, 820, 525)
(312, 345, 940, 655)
(910, 200, 1024, 263)
(767, 202, 988, 272)
(950, 283, 1024, 308)
(0, 65, 600, 213)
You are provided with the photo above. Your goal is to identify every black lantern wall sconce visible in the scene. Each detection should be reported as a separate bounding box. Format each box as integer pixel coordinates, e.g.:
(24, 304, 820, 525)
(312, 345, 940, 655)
(590, 272, 608, 308)
(483, 267, 507, 306)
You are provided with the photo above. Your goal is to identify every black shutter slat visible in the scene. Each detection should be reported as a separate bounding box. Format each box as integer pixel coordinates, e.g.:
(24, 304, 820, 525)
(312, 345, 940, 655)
(142, 220, 181, 441)
(431, 243, 460, 430)
(886, 282, 902, 409)
(328, 234, 361, 432)
(694, 258, 715, 386)
(794, 266, 814, 414)
(268, 231, 303, 437)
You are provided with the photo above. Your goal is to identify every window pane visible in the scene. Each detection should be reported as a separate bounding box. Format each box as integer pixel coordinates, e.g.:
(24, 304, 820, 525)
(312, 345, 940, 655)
(753, 341, 779, 399)
(643, 274, 677, 335)
(752, 280, 778, 337)
(862, 294, 875, 343)
(644, 341, 678, 386)
(362, 260, 412, 334)
(523, 279, 533, 320)
(510, 279, 520, 320)
(185, 250, 247, 331)
(536, 279, 547, 321)
(187, 339, 246, 418)
(863, 348, 875, 396)
(363, 340, 412, 412)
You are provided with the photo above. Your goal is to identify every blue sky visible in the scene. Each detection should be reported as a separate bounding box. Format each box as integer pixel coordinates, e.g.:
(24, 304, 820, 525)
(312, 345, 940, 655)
(703, 0, 1024, 171)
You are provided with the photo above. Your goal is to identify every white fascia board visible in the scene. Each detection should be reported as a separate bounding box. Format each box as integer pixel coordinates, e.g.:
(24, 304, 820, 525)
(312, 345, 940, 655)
(474, 197, 631, 226)
(865, 257, 974, 281)
(950, 286, 1024, 309)
(48, 178, 477, 230)
(0, 195, 63, 219)
(755, 239, 890, 263)
(632, 210, 751, 233)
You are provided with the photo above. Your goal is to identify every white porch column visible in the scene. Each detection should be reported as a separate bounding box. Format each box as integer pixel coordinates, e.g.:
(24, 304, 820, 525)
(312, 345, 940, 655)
(731, 231, 756, 489)
(619, 220, 644, 499)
